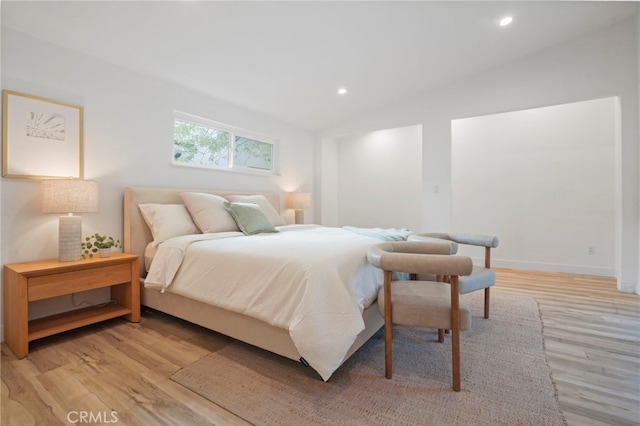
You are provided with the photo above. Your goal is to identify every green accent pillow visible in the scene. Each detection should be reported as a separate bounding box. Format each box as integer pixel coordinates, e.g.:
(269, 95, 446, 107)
(223, 202, 278, 235)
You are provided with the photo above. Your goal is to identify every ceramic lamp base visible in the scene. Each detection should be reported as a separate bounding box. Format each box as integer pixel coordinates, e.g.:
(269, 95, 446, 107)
(294, 209, 304, 225)
(59, 215, 82, 262)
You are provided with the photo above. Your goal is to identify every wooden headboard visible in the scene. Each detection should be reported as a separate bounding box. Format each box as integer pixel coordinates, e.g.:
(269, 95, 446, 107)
(123, 187, 282, 277)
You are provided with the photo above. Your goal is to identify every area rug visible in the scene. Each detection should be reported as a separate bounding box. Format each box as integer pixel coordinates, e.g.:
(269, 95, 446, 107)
(171, 292, 566, 425)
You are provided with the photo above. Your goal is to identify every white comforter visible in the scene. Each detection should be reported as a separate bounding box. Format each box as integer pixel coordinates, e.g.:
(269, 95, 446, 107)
(144, 225, 383, 380)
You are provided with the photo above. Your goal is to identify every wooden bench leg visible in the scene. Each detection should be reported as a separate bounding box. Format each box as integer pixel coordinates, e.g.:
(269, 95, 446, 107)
(452, 326, 461, 391)
(384, 270, 393, 379)
(385, 320, 393, 379)
(451, 276, 461, 391)
(484, 287, 490, 319)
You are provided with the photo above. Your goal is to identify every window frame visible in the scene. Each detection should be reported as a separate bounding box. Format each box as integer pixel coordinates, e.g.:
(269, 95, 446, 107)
(172, 111, 278, 175)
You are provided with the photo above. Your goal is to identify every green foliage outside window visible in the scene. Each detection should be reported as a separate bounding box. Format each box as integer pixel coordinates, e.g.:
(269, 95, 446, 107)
(234, 137, 273, 170)
(173, 116, 275, 172)
(174, 120, 229, 167)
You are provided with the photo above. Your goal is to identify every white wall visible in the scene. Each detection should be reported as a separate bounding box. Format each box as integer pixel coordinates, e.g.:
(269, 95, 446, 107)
(316, 136, 339, 226)
(452, 98, 617, 276)
(1, 29, 315, 325)
(637, 11, 640, 295)
(0, 8, 3, 329)
(335, 125, 422, 230)
(319, 18, 639, 293)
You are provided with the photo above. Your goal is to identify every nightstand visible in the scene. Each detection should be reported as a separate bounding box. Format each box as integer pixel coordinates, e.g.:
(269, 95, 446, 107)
(3, 253, 140, 358)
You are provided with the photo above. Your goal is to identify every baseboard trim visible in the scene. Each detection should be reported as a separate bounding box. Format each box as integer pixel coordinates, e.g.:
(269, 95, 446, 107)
(479, 258, 616, 278)
(618, 279, 639, 294)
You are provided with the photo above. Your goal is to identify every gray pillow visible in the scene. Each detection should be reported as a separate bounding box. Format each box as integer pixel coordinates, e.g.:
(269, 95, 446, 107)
(223, 202, 278, 235)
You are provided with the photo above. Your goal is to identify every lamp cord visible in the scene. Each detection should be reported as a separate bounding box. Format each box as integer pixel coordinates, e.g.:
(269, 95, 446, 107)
(72, 293, 117, 308)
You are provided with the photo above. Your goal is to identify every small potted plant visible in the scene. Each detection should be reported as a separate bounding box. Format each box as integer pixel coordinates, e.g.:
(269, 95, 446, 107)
(82, 233, 122, 258)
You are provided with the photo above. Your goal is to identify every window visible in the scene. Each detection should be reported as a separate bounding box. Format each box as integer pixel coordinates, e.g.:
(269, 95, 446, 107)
(173, 111, 276, 173)
(234, 136, 274, 171)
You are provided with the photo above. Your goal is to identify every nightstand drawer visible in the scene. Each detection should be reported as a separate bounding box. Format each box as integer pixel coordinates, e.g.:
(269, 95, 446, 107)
(28, 263, 132, 301)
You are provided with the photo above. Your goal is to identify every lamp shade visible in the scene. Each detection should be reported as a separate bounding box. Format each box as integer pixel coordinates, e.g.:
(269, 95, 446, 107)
(42, 179, 98, 213)
(285, 192, 311, 210)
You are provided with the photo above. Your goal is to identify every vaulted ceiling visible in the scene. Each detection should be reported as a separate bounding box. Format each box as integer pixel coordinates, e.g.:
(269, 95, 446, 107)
(2, 1, 638, 131)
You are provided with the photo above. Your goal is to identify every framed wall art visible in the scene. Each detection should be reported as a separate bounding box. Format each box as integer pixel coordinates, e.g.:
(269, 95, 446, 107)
(2, 90, 84, 179)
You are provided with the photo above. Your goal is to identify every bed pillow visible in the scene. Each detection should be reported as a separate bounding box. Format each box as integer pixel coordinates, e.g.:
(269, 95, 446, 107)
(138, 203, 199, 245)
(226, 194, 287, 226)
(223, 202, 278, 235)
(180, 192, 240, 233)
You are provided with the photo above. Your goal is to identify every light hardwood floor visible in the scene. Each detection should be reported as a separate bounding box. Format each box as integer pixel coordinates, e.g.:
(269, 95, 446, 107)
(495, 269, 640, 426)
(2, 268, 639, 425)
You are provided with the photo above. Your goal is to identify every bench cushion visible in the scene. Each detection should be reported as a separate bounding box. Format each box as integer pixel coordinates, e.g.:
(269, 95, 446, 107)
(378, 281, 472, 331)
(459, 267, 495, 294)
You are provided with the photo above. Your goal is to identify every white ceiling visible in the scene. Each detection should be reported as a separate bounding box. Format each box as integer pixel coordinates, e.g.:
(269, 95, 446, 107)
(2, 1, 638, 131)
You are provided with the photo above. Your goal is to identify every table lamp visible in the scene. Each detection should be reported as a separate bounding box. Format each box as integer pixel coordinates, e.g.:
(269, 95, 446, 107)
(42, 179, 98, 261)
(285, 192, 311, 224)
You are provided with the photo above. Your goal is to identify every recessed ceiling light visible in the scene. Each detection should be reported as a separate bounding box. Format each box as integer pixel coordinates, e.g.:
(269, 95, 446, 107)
(338, 88, 347, 95)
(500, 16, 513, 27)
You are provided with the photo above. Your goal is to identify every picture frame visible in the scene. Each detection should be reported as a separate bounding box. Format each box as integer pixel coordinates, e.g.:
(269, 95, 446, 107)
(2, 90, 84, 179)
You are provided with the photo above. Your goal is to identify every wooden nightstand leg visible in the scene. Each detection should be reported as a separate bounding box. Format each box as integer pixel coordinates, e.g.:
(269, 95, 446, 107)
(110, 258, 140, 322)
(128, 258, 140, 322)
(3, 269, 29, 358)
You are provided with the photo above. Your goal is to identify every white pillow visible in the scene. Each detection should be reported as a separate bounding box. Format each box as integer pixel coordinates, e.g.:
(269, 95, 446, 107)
(226, 194, 286, 226)
(138, 204, 199, 245)
(180, 192, 240, 233)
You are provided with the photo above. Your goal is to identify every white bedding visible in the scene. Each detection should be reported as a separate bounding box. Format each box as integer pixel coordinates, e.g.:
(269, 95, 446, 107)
(144, 225, 383, 380)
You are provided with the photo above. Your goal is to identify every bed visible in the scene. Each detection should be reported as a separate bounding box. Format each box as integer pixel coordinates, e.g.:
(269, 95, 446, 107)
(123, 187, 385, 380)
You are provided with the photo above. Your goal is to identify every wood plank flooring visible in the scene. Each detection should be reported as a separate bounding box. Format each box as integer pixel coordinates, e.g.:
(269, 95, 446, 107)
(2, 268, 639, 425)
(494, 269, 640, 426)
